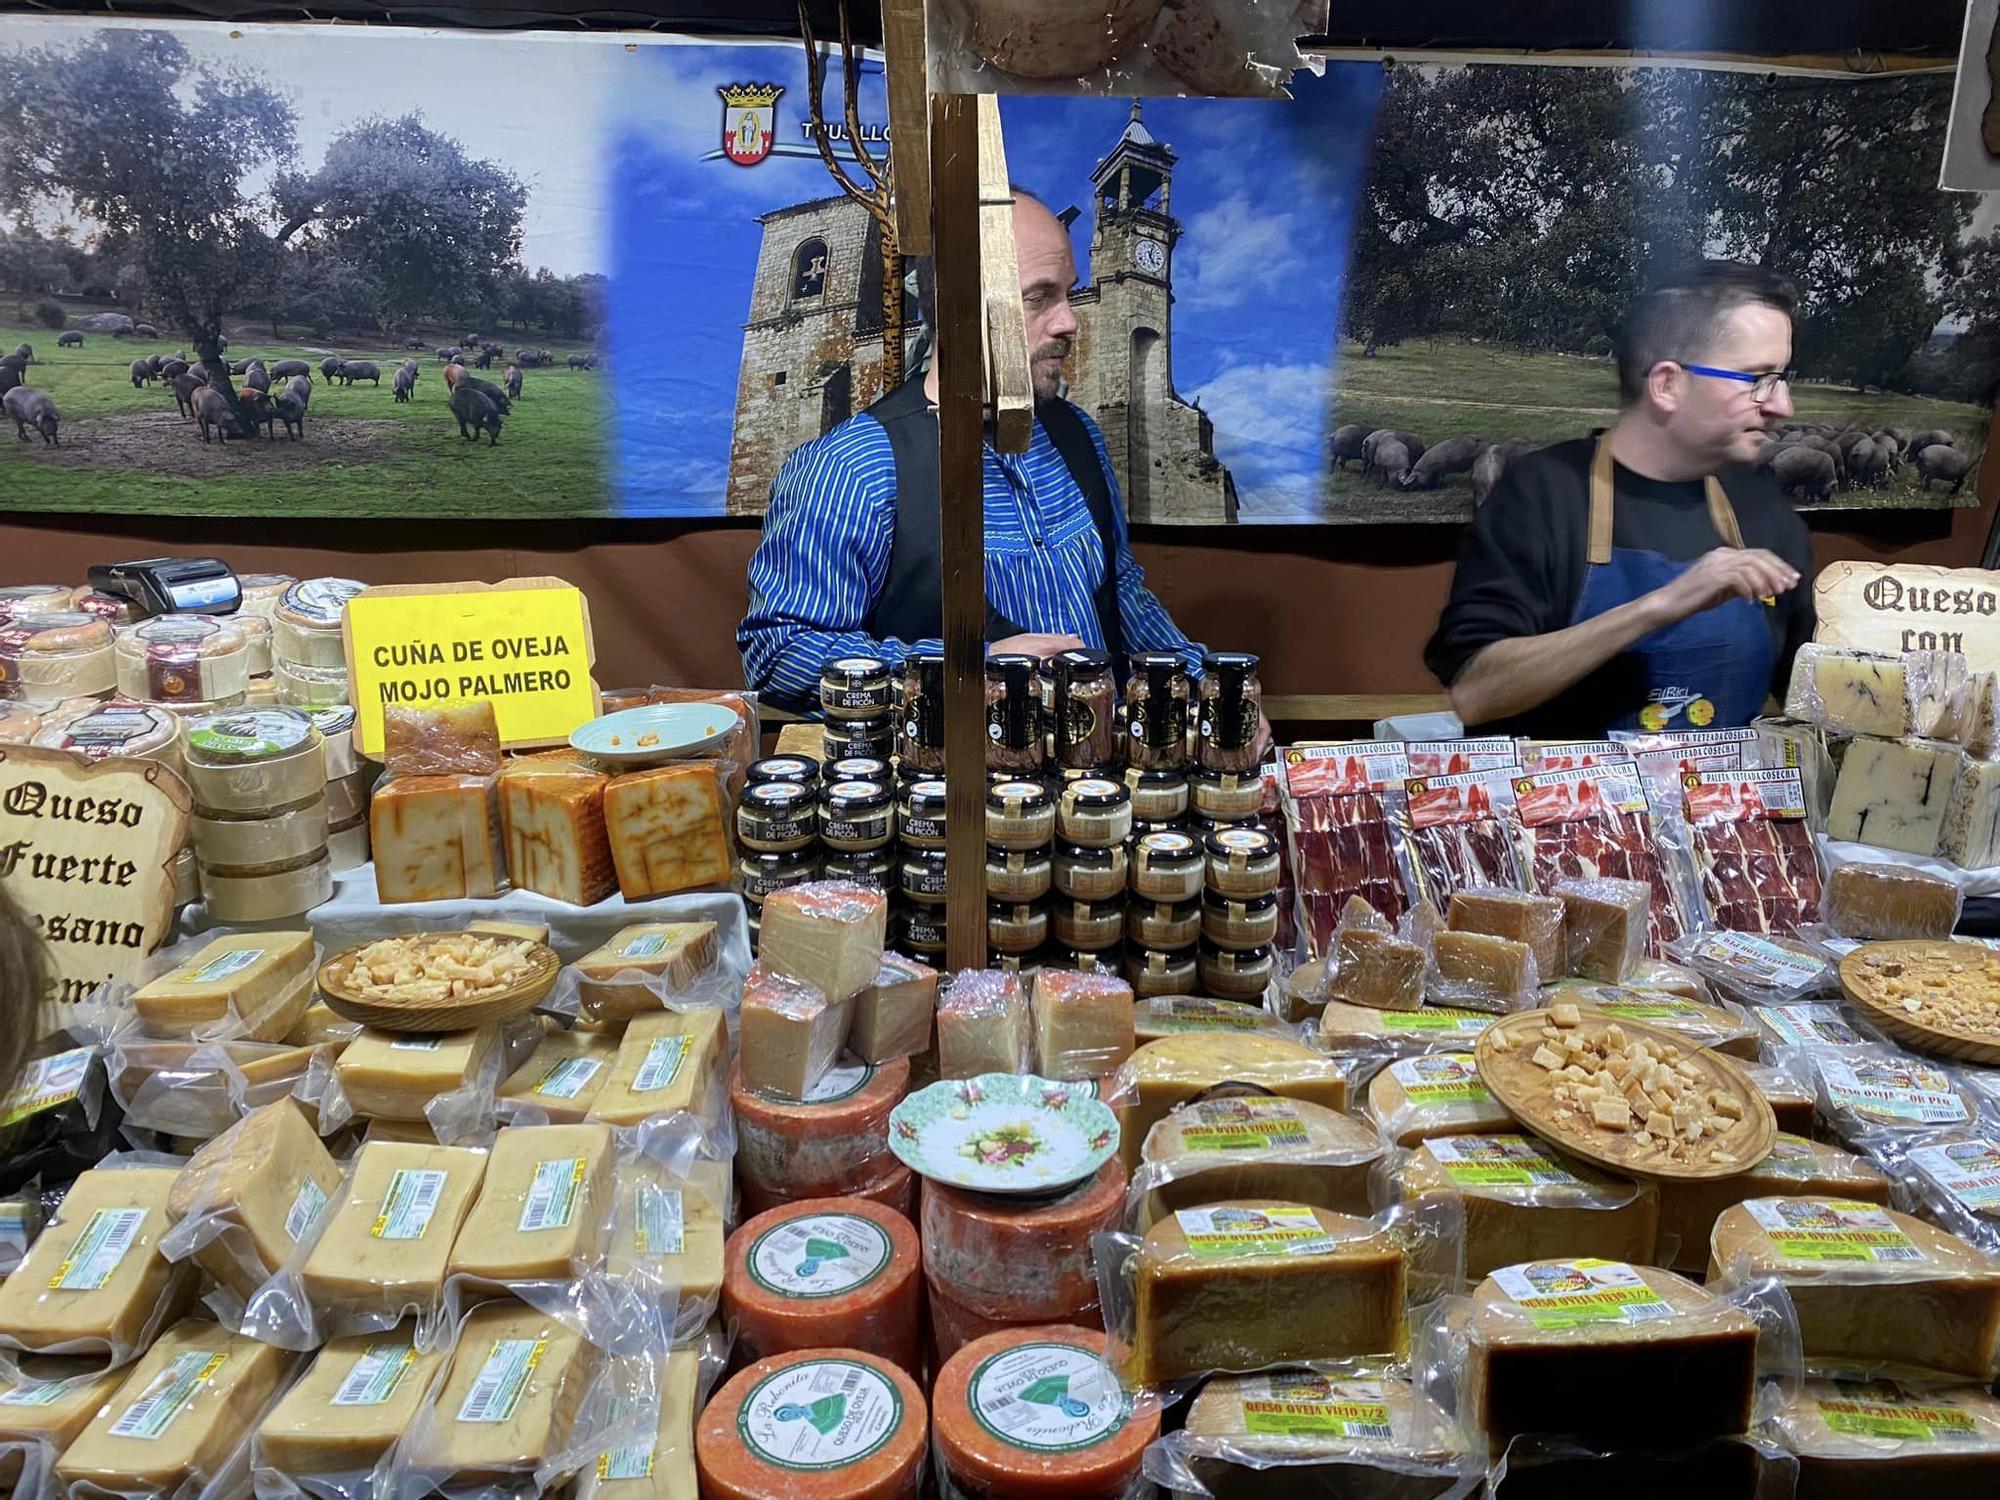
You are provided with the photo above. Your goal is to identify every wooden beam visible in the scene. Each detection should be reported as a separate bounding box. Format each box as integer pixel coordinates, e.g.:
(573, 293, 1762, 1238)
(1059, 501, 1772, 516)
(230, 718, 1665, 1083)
(880, 0, 930, 255)
(932, 92, 988, 973)
(975, 94, 1032, 453)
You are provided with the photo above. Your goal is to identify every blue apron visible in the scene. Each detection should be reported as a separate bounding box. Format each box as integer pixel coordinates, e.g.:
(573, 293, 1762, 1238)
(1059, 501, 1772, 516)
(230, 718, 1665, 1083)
(1569, 434, 1776, 734)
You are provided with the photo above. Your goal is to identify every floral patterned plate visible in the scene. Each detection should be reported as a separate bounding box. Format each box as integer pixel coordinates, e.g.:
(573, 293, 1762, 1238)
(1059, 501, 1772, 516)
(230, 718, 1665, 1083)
(887, 1073, 1121, 1196)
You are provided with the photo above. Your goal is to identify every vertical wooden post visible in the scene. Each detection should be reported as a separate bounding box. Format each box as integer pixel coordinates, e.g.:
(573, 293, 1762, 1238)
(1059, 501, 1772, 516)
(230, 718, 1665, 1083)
(880, 0, 931, 255)
(931, 93, 988, 972)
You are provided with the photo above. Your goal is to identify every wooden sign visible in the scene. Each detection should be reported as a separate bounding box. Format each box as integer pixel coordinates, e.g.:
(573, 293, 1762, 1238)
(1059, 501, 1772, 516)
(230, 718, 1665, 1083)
(0, 747, 189, 1008)
(342, 577, 602, 757)
(1814, 561, 2000, 670)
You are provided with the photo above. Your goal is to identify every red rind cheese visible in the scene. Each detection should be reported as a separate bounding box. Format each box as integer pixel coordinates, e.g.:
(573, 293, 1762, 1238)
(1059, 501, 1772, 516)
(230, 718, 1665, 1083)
(743, 1156, 915, 1221)
(696, 1348, 927, 1500)
(921, 1161, 1126, 1320)
(732, 1057, 909, 1197)
(933, 1325, 1158, 1500)
(927, 1279, 1102, 1369)
(723, 1196, 923, 1375)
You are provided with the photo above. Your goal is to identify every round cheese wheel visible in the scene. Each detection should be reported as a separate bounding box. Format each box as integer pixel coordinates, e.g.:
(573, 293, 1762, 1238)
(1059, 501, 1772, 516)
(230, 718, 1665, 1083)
(927, 1279, 1102, 1369)
(0, 612, 116, 701)
(697, 1348, 927, 1500)
(68, 587, 142, 625)
(0, 585, 73, 620)
(245, 675, 279, 705)
(309, 705, 360, 778)
(327, 816, 370, 874)
(723, 1197, 924, 1374)
(933, 1326, 1157, 1500)
(325, 768, 373, 825)
(183, 708, 327, 813)
(191, 797, 330, 868)
(31, 702, 180, 765)
(234, 612, 273, 677)
(236, 572, 297, 618)
(732, 1056, 909, 1197)
(921, 1160, 1125, 1320)
(273, 578, 364, 667)
(200, 852, 332, 920)
(741, 1155, 916, 1222)
(274, 657, 350, 706)
(114, 616, 251, 705)
(173, 844, 200, 907)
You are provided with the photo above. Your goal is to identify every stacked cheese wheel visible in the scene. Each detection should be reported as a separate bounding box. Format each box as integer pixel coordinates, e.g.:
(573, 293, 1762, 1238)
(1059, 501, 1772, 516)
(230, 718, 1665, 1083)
(310, 705, 374, 873)
(722, 1196, 924, 1375)
(698, 1349, 929, 1500)
(33, 702, 198, 909)
(0, 611, 116, 703)
(732, 1055, 914, 1215)
(271, 577, 363, 707)
(113, 616, 253, 711)
(183, 708, 333, 921)
(233, 572, 296, 703)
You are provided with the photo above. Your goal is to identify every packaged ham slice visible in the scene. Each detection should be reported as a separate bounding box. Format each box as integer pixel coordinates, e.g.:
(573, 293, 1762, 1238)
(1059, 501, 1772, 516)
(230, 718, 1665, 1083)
(1282, 742, 1409, 961)
(1394, 767, 1527, 913)
(1403, 738, 1519, 779)
(1519, 740, 1634, 772)
(1509, 763, 1688, 957)
(1681, 768, 1824, 937)
(1612, 727, 1758, 763)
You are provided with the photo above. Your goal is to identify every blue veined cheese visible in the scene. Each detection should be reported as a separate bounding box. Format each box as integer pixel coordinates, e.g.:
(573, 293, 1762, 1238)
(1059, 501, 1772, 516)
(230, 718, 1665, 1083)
(1943, 756, 2000, 870)
(1826, 737, 1964, 855)
(1785, 644, 1967, 739)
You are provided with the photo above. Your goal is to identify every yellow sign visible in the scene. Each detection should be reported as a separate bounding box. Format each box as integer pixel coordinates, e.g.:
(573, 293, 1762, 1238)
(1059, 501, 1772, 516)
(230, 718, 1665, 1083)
(343, 578, 601, 755)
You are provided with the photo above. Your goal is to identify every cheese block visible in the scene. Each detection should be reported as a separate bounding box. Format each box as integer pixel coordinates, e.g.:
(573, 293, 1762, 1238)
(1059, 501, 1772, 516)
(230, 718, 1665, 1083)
(31, 701, 179, 764)
(190, 797, 330, 870)
(695, 1349, 927, 1500)
(382, 703, 502, 778)
(760, 881, 889, 1005)
(1429, 931, 1536, 1009)
(300, 1142, 488, 1327)
(572, 1345, 700, 1499)
(1394, 1135, 1659, 1281)
(1555, 877, 1649, 981)
(446, 1122, 616, 1283)
(114, 616, 253, 704)
(133, 930, 317, 1041)
(414, 1300, 596, 1487)
(1823, 861, 1962, 939)
(308, 704, 360, 777)
(272, 577, 364, 667)
(110, 1038, 324, 1140)
(280, 999, 359, 1047)
(587, 1007, 729, 1127)
(498, 754, 617, 906)
(1787, 643, 1966, 739)
(334, 1025, 500, 1122)
(849, 955, 937, 1064)
(1740, 1061, 1817, 1135)
(1770, 1377, 2000, 1500)
(1138, 1097, 1380, 1221)
(1655, 1135, 1889, 1275)
(1366, 1051, 1515, 1147)
(365, 1118, 442, 1147)
(1128, 1202, 1405, 1384)
(1962, 670, 2000, 758)
(722, 1197, 923, 1373)
(1324, 926, 1426, 1012)
(0, 1364, 129, 1488)
(497, 1030, 621, 1123)
(927, 1280, 1102, 1369)
(1904, 1136, 2000, 1249)
(56, 1321, 293, 1495)
(922, 1162, 1126, 1321)
(1465, 1261, 1758, 1450)
(1031, 969, 1135, 1082)
(740, 964, 851, 1102)
(938, 970, 1031, 1078)
(575, 922, 720, 1022)
(0, 1166, 187, 1356)
(731, 1056, 909, 1198)
(181, 707, 325, 813)
(164, 1098, 343, 1300)
(1134, 996, 1290, 1042)
(1827, 736, 1963, 854)
(1449, 890, 1564, 978)
(1943, 754, 2000, 868)
(371, 773, 506, 903)
(326, 767, 373, 824)
(201, 853, 334, 921)
(603, 762, 733, 900)
(605, 1158, 731, 1329)
(1710, 1199, 2000, 1378)
(1118, 1033, 1350, 1172)
(254, 1328, 448, 1477)
(932, 1326, 1155, 1500)
(1318, 999, 1495, 1054)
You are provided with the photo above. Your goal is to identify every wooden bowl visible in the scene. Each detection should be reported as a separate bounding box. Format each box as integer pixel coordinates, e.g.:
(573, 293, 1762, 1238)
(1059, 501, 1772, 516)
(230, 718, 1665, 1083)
(1839, 940, 2000, 1066)
(317, 934, 562, 1033)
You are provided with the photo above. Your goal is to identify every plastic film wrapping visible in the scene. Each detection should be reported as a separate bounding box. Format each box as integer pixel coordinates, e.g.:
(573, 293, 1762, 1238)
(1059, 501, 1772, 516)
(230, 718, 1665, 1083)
(125, 929, 321, 1046)
(1364, 1052, 1515, 1149)
(1109, 1033, 1357, 1173)
(1395, 768, 1529, 916)
(737, 963, 848, 1103)
(1809, 1048, 1983, 1149)
(1682, 769, 1825, 937)
(1281, 743, 1410, 961)
(1030, 968, 1137, 1083)
(380, 703, 502, 780)
(1784, 643, 1968, 739)
(1426, 931, 1540, 1014)
(1652, 1133, 1891, 1276)
(1766, 1376, 2000, 1493)
(1822, 861, 1964, 940)
(1512, 766, 1688, 957)
(937, 970, 1031, 1080)
(1129, 1096, 1382, 1226)
(249, 1327, 452, 1500)
(1552, 876, 1651, 982)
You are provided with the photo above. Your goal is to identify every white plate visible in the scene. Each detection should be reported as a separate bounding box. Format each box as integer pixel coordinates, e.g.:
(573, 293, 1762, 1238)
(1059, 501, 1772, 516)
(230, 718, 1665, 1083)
(570, 703, 740, 766)
(887, 1073, 1120, 1196)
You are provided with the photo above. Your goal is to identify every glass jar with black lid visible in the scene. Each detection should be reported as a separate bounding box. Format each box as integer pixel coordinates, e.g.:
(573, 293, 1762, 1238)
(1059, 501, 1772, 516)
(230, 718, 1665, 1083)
(1125, 767, 1190, 823)
(823, 715, 894, 765)
(899, 650, 946, 775)
(986, 779, 1056, 850)
(903, 902, 947, 959)
(1131, 830, 1205, 902)
(1127, 945, 1199, 997)
(1190, 767, 1266, 821)
(821, 845, 895, 891)
(1199, 938, 1276, 1000)
(737, 781, 818, 855)
(827, 756, 891, 786)
(1126, 652, 1191, 770)
(820, 655, 893, 721)
(819, 778, 894, 853)
(1203, 889, 1281, 950)
(737, 847, 821, 906)
(1129, 896, 1201, 950)
(1053, 839, 1128, 902)
(898, 779, 947, 849)
(986, 843, 1053, 903)
(1196, 652, 1263, 775)
(1049, 648, 1119, 771)
(1053, 896, 1125, 951)
(901, 846, 950, 903)
(1056, 777, 1132, 848)
(746, 756, 818, 790)
(1054, 945, 1124, 976)
(985, 654, 1044, 775)
(988, 898, 1050, 955)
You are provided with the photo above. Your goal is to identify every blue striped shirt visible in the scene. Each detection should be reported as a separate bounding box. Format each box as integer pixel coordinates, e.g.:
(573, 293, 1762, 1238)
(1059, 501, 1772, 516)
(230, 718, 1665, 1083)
(738, 400, 1204, 713)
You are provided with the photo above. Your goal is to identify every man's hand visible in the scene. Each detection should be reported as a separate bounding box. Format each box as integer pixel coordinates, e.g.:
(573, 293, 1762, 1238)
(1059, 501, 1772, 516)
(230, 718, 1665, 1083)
(1651, 548, 1799, 625)
(989, 632, 1088, 660)
(1252, 708, 1274, 764)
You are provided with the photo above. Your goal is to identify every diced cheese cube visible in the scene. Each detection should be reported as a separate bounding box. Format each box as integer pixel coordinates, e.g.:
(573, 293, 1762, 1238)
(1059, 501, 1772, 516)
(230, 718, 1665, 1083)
(738, 964, 850, 1102)
(849, 955, 937, 1064)
(575, 922, 719, 1022)
(411, 1301, 596, 1486)
(0, 1167, 188, 1356)
(334, 1026, 501, 1122)
(1448, 890, 1564, 978)
(133, 930, 317, 1041)
(602, 763, 731, 900)
(1786, 643, 1967, 739)
(1822, 861, 1961, 939)
(497, 1030, 621, 1123)
(1827, 736, 1963, 855)
(163, 1098, 344, 1300)
(758, 881, 887, 1004)
(299, 1142, 487, 1327)
(1031, 968, 1136, 1082)
(446, 1123, 616, 1283)
(497, 755, 616, 906)
(256, 1330, 449, 1476)
(587, 1008, 728, 1127)
(1556, 878, 1650, 981)
(370, 773, 505, 902)
(1943, 755, 2000, 869)
(572, 1346, 699, 1500)
(937, 970, 1030, 1079)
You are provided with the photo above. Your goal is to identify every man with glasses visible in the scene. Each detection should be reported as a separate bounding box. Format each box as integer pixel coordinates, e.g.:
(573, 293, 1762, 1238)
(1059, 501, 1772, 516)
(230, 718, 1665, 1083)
(1426, 262, 1814, 736)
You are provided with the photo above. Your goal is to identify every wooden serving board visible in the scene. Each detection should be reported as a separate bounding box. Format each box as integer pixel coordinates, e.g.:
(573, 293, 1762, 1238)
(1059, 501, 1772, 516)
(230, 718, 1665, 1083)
(318, 935, 562, 1032)
(1839, 941, 2000, 1066)
(1474, 1007, 1776, 1183)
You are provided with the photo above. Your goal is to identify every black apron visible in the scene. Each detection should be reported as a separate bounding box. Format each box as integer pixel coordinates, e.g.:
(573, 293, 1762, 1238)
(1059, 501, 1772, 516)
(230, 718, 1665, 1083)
(861, 373, 1126, 663)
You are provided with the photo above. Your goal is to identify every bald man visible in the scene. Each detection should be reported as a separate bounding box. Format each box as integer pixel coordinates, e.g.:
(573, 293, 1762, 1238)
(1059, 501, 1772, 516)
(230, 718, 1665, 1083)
(739, 188, 1206, 715)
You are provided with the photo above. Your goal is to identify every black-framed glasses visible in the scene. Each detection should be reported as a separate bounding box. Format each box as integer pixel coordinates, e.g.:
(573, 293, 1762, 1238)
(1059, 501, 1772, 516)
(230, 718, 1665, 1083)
(1681, 362, 1795, 404)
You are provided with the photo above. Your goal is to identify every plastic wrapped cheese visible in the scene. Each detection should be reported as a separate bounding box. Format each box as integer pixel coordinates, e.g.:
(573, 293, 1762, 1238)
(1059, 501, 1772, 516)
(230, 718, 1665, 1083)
(445, 1122, 616, 1285)
(758, 880, 888, 1004)
(739, 964, 850, 1103)
(1827, 736, 1964, 855)
(1115, 1034, 1352, 1172)
(201, 854, 333, 922)
(1365, 1052, 1515, 1147)
(695, 1349, 927, 1500)
(1823, 862, 1962, 939)
(1769, 1376, 2000, 1499)
(334, 1025, 501, 1123)
(133, 930, 317, 1042)
(1739, 1061, 1818, 1135)
(938, 969, 1031, 1079)
(1540, 984, 1758, 1059)
(1135, 1097, 1381, 1224)
(382, 703, 502, 779)
(587, 1008, 728, 1128)
(1555, 878, 1650, 981)
(497, 1030, 621, 1124)
(603, 762, 734, 901)
(1429, 931, 1538, 1013)
(181, 707, 326, 814)
(299, 1141, 488, 1332)
(922, 1162, 1125, 1322)
(1031, 968, 1135, 1082)
(849, 955, 937, 1064)
(1317, 1000, 1496, 1056)
(31, 701, 179, 763)
(1448, 890, 1563, 978)
(721, 1197, 922, 1374)
(1653, 1135, 1889, 1275)
(1942, 754, 2000, 868)
(571, 1344, 701, 1499)
(575, 922, 719, 1022)
(1786, 643, 1967, 739)
(253, 1328, 448, 1481)
(189, 798, 330, 872)
(114, 616, 253, 706)
(272, 578, 364, 667)
(0, 610, 116, 702)
(1135, 995, 1291, 1043)
(603, 1158, 732, 1342)
(1901, 1135, 2000, 1256)
(0, 1364, 129, 1494)
(497, 752, 618, 906)
(1323, 906, 1426, 1014)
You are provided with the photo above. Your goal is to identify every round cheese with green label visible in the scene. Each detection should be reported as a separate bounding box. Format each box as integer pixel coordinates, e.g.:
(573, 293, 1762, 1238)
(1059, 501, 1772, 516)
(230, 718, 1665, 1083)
(722, 1197, 921, 1374)
(696, 1349, 927, 1500)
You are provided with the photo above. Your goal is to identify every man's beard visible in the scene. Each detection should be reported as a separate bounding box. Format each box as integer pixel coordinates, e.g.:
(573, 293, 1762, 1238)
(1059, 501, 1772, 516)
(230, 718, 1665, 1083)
(1033, 340, 1069, 401)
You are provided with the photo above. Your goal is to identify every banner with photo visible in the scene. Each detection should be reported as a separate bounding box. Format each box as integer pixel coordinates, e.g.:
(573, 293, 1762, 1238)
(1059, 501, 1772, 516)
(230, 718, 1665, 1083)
(0, 17, 1991, 523)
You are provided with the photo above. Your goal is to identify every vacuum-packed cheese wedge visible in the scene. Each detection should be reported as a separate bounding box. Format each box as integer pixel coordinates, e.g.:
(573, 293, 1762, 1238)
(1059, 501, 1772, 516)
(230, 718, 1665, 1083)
(1546, 985, 1758, 1058)
(1786, 643, 1966, 739)
(1128, 1201, 1405, 1385)
(1770, 1377, 2000, 1500)
(606, 1159, 732, 1329)
(738, 964, 850, 1102)
(572, 1345, 700, 1499)
(56, 1321, 294, 1496)
(1827, 737, 1963, 855)
(446, 1124, 616, 1284)
(468, 919, 552, 945)
(1134, 995, 1291, 1044)
(1466, 1260, 1758, 1451)
(1740, 1062, 1817, 1135)
(1394, 1135, 1659, 1282)
(285, 999, 361, 1048)
(758, 881, 888, 1004)
(1822, 862, 1962, 940)
(1119, 1034, 1351, 1172)
(1710, 1199, 2000, 1379)
(133, 930, 317, 1041)
(1429, 931, 1536, 1010)
(497, 1031, 621, 1124)
(1317, 1000, 1495, 1054)
(1448, 890, 1564, 978)
(587, 1008, 728, 1127)
(370, 773, 505, 903)
(334, 1025, 500, 1122)
(0, 1363, 130, 1488)
(1366, 1052, 1515, 1147)
(938, 969, 1031, 1078)
(1032, 968, 1137, 1082)
(0, 1166, 186, 1356)
(575, 922, 719, 1022)
(1138, 1097, 1381, 1222)
(300, 1143, 488, 1327)
(254, 1329, 449, 1477)
(1655, 1136, 1889, 1275)
(412, 1300, 597, 1487)
(849, 955, 937, 1064)
(164, 1099, 344, 1300)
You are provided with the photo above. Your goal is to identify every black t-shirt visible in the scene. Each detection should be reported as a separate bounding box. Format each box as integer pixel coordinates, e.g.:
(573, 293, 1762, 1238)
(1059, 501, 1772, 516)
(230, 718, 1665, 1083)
(1424, 437, 1816, 738)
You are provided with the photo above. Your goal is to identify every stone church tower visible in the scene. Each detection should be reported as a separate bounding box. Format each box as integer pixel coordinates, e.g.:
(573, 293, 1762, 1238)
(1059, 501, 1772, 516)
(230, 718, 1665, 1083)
(725, 101, 1235, 523)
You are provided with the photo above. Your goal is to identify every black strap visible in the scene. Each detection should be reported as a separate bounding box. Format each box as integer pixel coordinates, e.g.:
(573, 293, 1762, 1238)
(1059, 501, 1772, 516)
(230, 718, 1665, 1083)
(1036, 395, 1127, 668)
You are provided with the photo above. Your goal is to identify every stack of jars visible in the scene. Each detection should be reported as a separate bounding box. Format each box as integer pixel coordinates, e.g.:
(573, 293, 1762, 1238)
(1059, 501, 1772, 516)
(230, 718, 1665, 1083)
(897, 652, 947, 962)
(736, 755, 825, 949)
